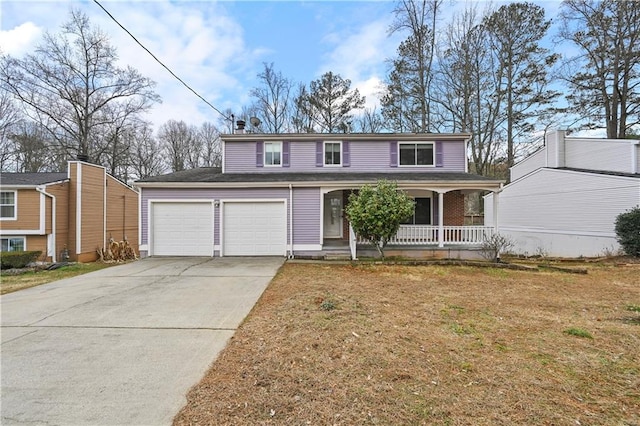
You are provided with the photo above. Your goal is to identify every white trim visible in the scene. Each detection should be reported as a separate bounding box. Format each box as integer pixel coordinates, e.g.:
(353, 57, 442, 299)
(221, 139, 226, 173)
(76, 163, 82, 254)
(632, 144, 638, 174)
(0, 190, 17, 221)
(0, 229, 44, 235)
(438, 192, 444, 248)
(147, 199, 215, 257)
(289, 184, 293, 258)
(293, 244, 322, 251)
(36, 185, 57, 262)
(136, 180, 504, 190)
(1, 235, 26, 251)
(138, 190, 142, 251)
(39, 192, 46, 232)
(219, 198, 287, 257)
(398, 141, 435, 167)
(323, 140, 342, 167)
(264, 141, 283, 167)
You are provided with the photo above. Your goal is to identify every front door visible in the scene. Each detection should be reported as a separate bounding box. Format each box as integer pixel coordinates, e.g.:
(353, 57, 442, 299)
(323, 192, 343, 238)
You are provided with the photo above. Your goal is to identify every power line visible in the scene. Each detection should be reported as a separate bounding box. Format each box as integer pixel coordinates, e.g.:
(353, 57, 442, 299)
(92, 0, 232, 122)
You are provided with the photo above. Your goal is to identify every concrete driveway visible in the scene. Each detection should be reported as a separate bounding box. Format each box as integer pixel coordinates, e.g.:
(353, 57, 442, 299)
(1, 256, 284, 425)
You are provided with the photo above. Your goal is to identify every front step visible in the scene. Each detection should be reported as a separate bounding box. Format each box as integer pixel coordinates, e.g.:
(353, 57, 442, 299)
(324, 252, 352, 261)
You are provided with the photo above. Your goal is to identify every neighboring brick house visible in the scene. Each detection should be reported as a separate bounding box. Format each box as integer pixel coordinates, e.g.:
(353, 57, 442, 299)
(0, 161, 139, 262)
(136, 128, 503, 259)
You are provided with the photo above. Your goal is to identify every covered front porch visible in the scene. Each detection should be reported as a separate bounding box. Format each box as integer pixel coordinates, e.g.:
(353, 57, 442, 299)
(320, 184, 502, 260)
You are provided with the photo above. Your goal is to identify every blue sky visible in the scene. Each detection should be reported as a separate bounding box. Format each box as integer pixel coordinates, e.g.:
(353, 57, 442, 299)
(1, 0, 405, 129)
(2, 0, 567, 132)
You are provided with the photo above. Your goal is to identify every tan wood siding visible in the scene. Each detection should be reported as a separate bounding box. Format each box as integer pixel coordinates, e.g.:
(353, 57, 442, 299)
(79, 164, 105, 261)
(1, 189, 40, 230)
(68, 163, 78, 258)
(105, 175, 139, 253)
(25, 235, 48, 261)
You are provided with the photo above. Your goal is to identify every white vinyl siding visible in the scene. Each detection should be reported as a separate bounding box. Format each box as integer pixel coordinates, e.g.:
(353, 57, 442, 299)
(565, 138, 637, 174)
(151, 202, 213, 256)
(222, 201, 286, 256)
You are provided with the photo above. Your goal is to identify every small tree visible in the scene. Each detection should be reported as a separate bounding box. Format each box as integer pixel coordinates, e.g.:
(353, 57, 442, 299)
(615, 206, 640, 257)
(345, 180, 415, 259)
(480, 232, 515, 263)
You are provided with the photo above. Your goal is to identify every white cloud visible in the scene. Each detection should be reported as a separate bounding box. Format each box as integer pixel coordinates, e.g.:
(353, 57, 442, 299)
(0, 22, 43, 55)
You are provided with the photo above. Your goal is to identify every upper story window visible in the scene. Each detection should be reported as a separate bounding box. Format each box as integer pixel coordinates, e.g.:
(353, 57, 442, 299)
(264, 142, 282, 166)
(399, 142, 434, 166)
(0, 191, 16, 220)
(324, 142, 342, 166)
(1, 236, 25, 252)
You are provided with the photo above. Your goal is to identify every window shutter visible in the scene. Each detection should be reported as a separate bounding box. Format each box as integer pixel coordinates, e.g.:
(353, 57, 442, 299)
(435, 141, 443, 167)
(256, 141, 264, 167)
(316, 141, 323, 167)
(433, 193, 439, 225)
(282, 141, 290, 167)
(390, 141, 398, 167)
(342, 141, 350, 167)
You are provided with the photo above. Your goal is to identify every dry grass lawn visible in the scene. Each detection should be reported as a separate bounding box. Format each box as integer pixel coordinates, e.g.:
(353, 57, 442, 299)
(175, 262, 640, 425)
(0, 262, 114, 295)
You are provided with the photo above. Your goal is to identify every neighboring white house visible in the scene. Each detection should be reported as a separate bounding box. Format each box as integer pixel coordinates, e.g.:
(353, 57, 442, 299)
(485, 130, 640, 257)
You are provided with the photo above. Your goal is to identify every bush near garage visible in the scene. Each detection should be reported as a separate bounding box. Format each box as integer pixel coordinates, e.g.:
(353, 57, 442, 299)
(0, 251, 43, 269)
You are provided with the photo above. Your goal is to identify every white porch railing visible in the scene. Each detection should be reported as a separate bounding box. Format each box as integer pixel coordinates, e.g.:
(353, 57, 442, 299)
(356, 225, 494, 246)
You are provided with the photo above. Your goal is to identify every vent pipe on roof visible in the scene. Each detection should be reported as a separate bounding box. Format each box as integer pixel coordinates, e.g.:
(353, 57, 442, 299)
(77, 153, 89, 162)
(236, 120, 246, 134)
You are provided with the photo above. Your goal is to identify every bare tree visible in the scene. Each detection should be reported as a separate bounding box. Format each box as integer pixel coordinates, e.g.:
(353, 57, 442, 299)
(291, 83, 316, 133)
(434, 5, 504, 176)
(0, 91, 22, 171)
(158, 120, 199, 172)
(355, 107, 386, 133)
(129, 122, 165, 179)
(250, 63, 293, 133)
(198, 122, 222, 167)
(558, 0, 640, 138)
(0, 9, 160, 162)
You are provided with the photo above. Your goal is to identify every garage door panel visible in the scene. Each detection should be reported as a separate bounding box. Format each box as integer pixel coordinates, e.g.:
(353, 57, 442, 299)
(223, 202, 286, 256)
(152, 203, 213, 256)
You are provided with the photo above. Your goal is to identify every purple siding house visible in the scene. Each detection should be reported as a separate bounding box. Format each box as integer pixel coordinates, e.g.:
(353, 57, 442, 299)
(135, 131, 503, 259)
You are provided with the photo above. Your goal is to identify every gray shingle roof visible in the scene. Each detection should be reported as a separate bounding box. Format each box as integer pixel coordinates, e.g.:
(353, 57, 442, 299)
(0, 172, 68, 186)
(137, 167, 501, 183)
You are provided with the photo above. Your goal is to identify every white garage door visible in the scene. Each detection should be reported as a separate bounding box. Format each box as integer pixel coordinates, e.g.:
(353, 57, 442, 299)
(152, 202, 213, 256)
(223, 201, 286, 256)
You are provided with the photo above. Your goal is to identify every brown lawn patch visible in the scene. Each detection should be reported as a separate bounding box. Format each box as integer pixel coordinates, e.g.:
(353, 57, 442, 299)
(1, 262, 115, 295)
(174, 263, 640, 425)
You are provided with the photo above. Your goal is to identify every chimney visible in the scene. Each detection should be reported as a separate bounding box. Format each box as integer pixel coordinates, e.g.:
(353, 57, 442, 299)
(77, 153, 89, 162)
(236, 120, 246, 134)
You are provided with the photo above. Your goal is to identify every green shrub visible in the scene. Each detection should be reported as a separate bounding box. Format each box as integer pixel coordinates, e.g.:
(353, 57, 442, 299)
(614, 206, 640, 257)
(0, 251, 43, 269)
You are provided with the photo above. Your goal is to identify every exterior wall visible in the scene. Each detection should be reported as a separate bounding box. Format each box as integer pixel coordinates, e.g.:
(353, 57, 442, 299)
(78, 163, 106, 261)
(224, 139, 466, 173)
(140, 187, 292, 256)
(46, 182, 70, 261)
(105, 175, 139, 252)
(565, 137, 637, 174)
(293, 187, 322, 246)
(443, 191, 465, 226)
(0, 189, 40, 230)
(68, 163, 79, 258)
(485, 168, 640, 257)
(510, 149, 545, 181)
(24, 235, 49, 260)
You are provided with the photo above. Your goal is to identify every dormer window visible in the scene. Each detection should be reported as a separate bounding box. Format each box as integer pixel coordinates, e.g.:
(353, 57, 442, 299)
(264, 142, 282, 166)
(399, 142, 434, 166)
(324, 141, 342, 166)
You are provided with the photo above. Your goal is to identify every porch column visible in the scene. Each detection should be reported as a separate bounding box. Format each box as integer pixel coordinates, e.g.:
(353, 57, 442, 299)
(438, 192, 444, 248)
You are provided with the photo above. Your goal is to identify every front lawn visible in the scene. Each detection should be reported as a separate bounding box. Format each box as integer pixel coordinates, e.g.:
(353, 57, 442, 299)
(175, 262, 639, 425)
(1, 262, 115, 295)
